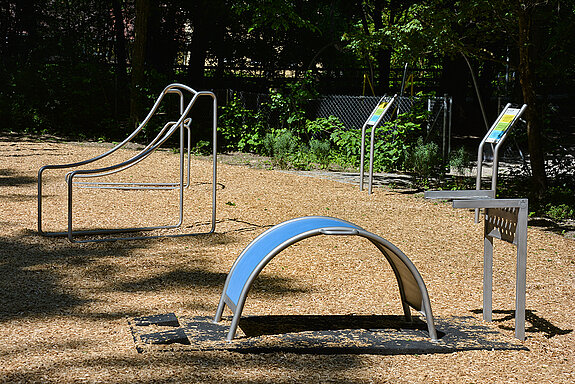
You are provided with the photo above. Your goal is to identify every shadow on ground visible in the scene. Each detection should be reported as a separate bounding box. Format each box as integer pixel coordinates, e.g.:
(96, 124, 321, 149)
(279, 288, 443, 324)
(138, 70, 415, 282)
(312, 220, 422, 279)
(130, 313, 528, 356)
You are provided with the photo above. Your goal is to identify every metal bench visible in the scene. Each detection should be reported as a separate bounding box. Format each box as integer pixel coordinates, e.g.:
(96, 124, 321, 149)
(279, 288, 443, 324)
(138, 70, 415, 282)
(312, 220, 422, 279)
(425, 197, 528, 341)
(423, 103, 529, 340)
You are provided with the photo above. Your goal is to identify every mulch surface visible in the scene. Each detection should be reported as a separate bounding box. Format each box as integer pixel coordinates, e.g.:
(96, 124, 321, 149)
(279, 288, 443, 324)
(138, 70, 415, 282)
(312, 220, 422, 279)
(1, 134, 574, 383)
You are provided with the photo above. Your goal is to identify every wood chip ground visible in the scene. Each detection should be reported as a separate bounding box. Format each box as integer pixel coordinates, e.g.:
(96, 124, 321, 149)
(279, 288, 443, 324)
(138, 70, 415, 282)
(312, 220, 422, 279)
(1, 135, 574, 383)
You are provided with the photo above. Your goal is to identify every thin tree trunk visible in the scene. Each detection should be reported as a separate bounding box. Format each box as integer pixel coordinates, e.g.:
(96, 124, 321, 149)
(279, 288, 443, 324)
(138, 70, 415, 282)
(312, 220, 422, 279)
(517, 2, 546, 195)
(130, 0, 151, 125)
(111, 0, 128, 114)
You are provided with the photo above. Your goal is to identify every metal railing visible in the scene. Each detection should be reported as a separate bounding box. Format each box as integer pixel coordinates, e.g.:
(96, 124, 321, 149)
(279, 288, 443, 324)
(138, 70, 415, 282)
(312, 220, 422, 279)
(38, 83, 218, 242)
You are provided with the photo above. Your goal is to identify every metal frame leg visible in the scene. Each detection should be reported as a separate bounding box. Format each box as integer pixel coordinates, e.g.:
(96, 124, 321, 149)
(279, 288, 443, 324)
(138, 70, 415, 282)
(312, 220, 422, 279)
(483, 233, 494, 322)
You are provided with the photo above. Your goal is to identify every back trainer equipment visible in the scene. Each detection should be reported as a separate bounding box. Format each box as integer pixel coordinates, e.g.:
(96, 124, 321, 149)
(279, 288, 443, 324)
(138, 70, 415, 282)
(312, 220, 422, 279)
(214, 216, 438, 341)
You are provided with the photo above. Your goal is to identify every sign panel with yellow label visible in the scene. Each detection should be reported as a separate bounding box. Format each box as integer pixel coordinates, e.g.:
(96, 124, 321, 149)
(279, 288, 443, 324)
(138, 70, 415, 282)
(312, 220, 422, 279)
(367, 101, 389, 126)
(485, 108, 521, 143)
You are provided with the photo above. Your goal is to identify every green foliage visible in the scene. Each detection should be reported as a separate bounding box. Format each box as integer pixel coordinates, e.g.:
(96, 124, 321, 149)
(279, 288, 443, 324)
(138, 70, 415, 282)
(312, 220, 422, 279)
(232, 0, 320, 33)
(309, 138, 331, 169)
(546, 204, 575, 221)
(265, 71, 319, 136)
(218, 94, 266, 153)
(448, 147, 471, 176)
(447, 146, 473, 189)
(263, 129, 303, 168)
(306, 115, 345, 139)
(406, 137, 442, 184)
(543, 185, 575, 221)
(192, 140, 212, 155)
(373, 116, 422, 171)
(329, 111, 426, 173)
(330, 127, 361, 168)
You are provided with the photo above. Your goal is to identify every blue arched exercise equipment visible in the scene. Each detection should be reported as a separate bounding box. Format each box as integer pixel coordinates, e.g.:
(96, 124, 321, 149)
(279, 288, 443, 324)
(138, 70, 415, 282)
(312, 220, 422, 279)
(214, 216, 438, 341)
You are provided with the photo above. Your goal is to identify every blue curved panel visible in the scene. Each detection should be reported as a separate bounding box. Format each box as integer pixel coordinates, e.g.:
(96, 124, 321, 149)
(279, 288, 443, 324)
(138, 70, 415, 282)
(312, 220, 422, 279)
(225, 217, 359, 306)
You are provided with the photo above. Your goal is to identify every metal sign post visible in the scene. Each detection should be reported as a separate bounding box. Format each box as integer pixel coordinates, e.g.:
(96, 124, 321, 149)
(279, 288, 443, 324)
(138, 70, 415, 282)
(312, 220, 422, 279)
(359, 94, 397, 194)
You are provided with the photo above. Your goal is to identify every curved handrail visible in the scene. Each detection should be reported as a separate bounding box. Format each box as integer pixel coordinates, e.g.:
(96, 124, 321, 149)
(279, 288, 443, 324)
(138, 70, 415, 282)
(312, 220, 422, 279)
(38, 84, 193, 175)
(70, 120, 180, 181)
(66, 92, 204, 178)
(38, 83, 218, 241)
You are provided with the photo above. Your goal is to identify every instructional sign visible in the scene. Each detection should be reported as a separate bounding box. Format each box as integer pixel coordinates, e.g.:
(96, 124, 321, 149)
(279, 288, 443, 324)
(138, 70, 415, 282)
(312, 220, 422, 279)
(367, 100, 390, 125)
(485, 108, 521, 143)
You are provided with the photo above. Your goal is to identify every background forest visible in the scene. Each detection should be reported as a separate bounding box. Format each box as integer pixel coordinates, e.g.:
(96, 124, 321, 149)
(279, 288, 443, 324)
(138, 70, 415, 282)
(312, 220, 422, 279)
(1, 0, 574, 217)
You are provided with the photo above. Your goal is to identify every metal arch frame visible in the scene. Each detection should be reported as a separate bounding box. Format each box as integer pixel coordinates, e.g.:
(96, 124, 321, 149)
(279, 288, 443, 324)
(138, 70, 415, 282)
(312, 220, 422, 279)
(37, 83, 218, 242)
(359, 94, 397, 195)
(213, 216, 437, 342)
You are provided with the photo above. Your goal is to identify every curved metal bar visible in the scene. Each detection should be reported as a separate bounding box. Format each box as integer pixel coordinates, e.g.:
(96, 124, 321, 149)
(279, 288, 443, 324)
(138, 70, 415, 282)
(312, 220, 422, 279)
(71, 120, 179, 181)
(67, 94, 198, 177)
(38, 83, 218, 241)
(38, 84, 186, 234)
(44, 84, 187, 173)
(214, 216, 437, 342)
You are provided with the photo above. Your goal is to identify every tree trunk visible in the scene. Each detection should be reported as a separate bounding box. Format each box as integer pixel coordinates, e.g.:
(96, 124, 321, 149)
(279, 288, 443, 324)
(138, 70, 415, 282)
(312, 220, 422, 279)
(146, 1, 178, 74)
(372, 0, 391, 94)
(130, 0, 151, 125)
(187, 22, 209, 87)
(111, 0, 128, 114)
(517, 2, 546, 196)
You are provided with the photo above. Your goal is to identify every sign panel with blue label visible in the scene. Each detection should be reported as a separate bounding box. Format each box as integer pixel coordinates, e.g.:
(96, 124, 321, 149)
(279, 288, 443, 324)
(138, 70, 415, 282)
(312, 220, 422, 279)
(367, 101, 390, 126)
(485, 108, 521, 143)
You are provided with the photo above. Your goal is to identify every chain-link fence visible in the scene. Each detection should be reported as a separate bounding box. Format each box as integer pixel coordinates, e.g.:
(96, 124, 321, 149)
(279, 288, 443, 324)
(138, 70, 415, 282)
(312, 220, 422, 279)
(224, 89, 450, 133)
(304, 94, 418, 130)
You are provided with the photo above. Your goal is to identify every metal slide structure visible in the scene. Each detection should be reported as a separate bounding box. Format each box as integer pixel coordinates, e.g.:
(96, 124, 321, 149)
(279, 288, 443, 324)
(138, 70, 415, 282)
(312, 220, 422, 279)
(38, 83, 217, 242)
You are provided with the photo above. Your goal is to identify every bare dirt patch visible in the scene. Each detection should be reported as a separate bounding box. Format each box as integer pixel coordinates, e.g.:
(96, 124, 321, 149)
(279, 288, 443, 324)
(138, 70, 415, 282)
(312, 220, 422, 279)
(1, 135, 574, 383)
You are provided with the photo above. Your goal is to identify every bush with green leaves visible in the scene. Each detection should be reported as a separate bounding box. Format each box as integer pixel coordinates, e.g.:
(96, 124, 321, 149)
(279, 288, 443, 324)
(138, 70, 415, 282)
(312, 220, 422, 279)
(306, 115, 344, 139)
(263, 129, 302, 168)
(372, 117, 422, 172)
(219, 84, 436, 175)
(263, 71, 318, 135)
(447, 146, 473, 189)
(546, 203, 575, 221)
(448, 147, 471, 175)
(330, 127, 361, 168)
(218, 94, 266, 153)
(406, 137, 442, 183)
(309, 138, 331, 168)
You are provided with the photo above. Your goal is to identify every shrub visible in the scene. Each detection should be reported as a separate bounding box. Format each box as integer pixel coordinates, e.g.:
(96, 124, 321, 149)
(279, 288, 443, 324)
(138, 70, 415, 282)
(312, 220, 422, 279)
(449, 147, 471, 176)
(406, 137, 442, 183)
(546, 204, 575, 221)
(263, 129, 302, 168)
(447, 146, 473, 189)
(309, 138, 331, 168)
(218, 94, 266, 153)
(331, 128, 361, 168)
